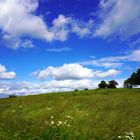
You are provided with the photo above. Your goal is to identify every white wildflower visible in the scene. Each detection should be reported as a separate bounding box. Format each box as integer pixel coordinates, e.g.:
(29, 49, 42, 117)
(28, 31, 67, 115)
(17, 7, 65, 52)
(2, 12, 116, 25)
(117, 136, 121, 139)
(64, 121, 67, 125)
(47, 107, 51, 111)
(50, 121, 54, 125)
(57, 121, 63, 126)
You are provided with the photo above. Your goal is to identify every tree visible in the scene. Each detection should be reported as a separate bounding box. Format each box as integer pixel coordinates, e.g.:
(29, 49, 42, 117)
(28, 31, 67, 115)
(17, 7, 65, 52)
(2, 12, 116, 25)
(107, 80, 118, 88)
(123, 68, 140, 88)
(135, 69, 140, 85)
(98, 81, 108, 88)
(123, 78, 132, 88)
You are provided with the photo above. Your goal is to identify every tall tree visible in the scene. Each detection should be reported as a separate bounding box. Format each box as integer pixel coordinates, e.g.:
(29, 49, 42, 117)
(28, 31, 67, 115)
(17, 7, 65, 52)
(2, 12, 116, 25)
(124, 68, 140, 88)
(107, 80, 118, 88)
(98, 81, 108, 88)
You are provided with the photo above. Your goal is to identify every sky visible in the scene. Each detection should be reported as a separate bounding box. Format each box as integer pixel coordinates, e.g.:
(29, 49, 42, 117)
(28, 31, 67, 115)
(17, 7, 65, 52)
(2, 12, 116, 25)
(0, 0, 140, 97)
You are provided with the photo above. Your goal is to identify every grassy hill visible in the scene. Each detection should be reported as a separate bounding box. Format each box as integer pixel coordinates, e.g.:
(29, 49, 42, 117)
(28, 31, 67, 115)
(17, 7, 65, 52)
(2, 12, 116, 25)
(0, 88, 140, 140)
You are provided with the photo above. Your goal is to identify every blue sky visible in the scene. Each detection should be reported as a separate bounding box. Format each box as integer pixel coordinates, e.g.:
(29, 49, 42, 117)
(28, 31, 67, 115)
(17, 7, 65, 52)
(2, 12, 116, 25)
(0, 0, 140, 97)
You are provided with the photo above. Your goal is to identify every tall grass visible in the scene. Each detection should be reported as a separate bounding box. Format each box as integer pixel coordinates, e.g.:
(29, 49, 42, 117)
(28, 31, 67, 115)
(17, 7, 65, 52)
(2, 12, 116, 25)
(0, 88, 140, 140)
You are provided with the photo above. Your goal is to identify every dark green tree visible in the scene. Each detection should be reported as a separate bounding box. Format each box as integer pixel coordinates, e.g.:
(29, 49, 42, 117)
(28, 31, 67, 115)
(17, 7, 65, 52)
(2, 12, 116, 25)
(135, 69, 140, 85)
(107, 80, 118, 88)
(123, 78, 132, 88)
(124, 68, 140, 88)
(98, 81, 108, 88)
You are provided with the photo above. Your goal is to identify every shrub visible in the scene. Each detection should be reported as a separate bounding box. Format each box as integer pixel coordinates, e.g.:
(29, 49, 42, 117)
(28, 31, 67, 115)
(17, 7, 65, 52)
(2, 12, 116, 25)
(9, 94, 17, 98)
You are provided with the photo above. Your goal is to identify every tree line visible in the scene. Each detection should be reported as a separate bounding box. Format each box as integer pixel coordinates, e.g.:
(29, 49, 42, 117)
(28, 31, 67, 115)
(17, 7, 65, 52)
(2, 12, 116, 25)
(98, 68, 140, 89)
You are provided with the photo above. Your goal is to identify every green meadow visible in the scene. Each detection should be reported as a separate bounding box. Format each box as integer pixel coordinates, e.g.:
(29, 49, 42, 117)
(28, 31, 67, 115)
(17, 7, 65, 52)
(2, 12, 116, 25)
(0, 88, 140, 140)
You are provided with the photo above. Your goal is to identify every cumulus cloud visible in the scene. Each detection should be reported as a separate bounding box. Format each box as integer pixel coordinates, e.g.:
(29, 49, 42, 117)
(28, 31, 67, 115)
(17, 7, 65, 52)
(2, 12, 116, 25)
(0, 64, 16, 79)
(0, 0, 140, 49)
(0, 0, 54, 43)
(95, 0, 140, 41)
(0, 0, 94, 49)
(33, 64, 94, 80)
(33, 63, 120, 80)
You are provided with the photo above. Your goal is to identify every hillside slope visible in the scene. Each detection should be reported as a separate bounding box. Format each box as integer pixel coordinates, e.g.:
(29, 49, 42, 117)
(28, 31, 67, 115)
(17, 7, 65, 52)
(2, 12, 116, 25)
(0, 89, 140, 140)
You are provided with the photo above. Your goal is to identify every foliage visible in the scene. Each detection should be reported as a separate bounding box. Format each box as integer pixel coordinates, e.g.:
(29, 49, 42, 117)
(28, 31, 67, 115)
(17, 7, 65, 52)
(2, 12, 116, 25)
(124, 68, 140, 88)
(98, 81, 108, 88)
(9, 94, 17, 98)
(107, 80, 118, 88)
(98, 80, 118, 88)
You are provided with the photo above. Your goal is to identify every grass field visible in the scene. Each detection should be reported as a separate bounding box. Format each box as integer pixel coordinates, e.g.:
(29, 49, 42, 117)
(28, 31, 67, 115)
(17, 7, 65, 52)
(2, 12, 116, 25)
(0, 88, 140, 140)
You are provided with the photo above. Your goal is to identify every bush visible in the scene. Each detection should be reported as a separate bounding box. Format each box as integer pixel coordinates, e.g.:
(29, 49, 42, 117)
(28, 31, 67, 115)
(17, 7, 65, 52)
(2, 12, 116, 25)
(74, 89, 79, 91)
(9, 94, 17, 98)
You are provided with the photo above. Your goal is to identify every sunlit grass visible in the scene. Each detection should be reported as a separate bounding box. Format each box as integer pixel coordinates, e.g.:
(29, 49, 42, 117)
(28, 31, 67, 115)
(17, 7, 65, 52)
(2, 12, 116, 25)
(0, 88, 140, 139)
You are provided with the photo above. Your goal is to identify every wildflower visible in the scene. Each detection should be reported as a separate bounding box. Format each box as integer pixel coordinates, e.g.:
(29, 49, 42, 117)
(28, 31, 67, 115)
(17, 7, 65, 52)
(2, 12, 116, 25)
(124, 135, 131, 139)
(65, 115, 73, 119)
(47, 108, 51, 111)
(126, 131, 134, 137)
(57, 121, 63, 126)
(50, 121, 54, 125)
(117, 136, 121, 139)
(50, 116, 54, 119)
(65, 115, 71, 118)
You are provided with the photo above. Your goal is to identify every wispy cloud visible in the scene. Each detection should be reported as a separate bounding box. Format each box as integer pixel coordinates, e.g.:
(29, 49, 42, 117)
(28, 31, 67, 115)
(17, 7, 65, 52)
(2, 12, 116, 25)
(79, 49, 140, 68)
(95, 0, 140, 41)
(46, 47, 71, 52)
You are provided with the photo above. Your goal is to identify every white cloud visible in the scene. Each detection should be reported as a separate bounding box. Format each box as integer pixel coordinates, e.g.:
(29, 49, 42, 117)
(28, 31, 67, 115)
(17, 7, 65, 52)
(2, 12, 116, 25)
(0, 0, 54, 40)
(0, 64, 16, 79)
(95, 0, 140, 40)
(0, 0, 94, 49)
(0, 77, 126, 98)
(53, 15, 71, 27)
(127, 49, 140, 62)
(0, 64, 6, 73)
(0, 0, 54, 49)
(33, 63, 120, 80)
(51, 15, 94, 41)
(1, 0, 140, 49)
(80, 49, 140, 68)
(21, 40, 35, 48)
(50, 15, 71, 41)
(71, 19, 94, 38)
(0, 80, 97, 97)
(33, 64, 94, 80)
(46, 47, 71, 52)
(94, 69, 120, 78)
